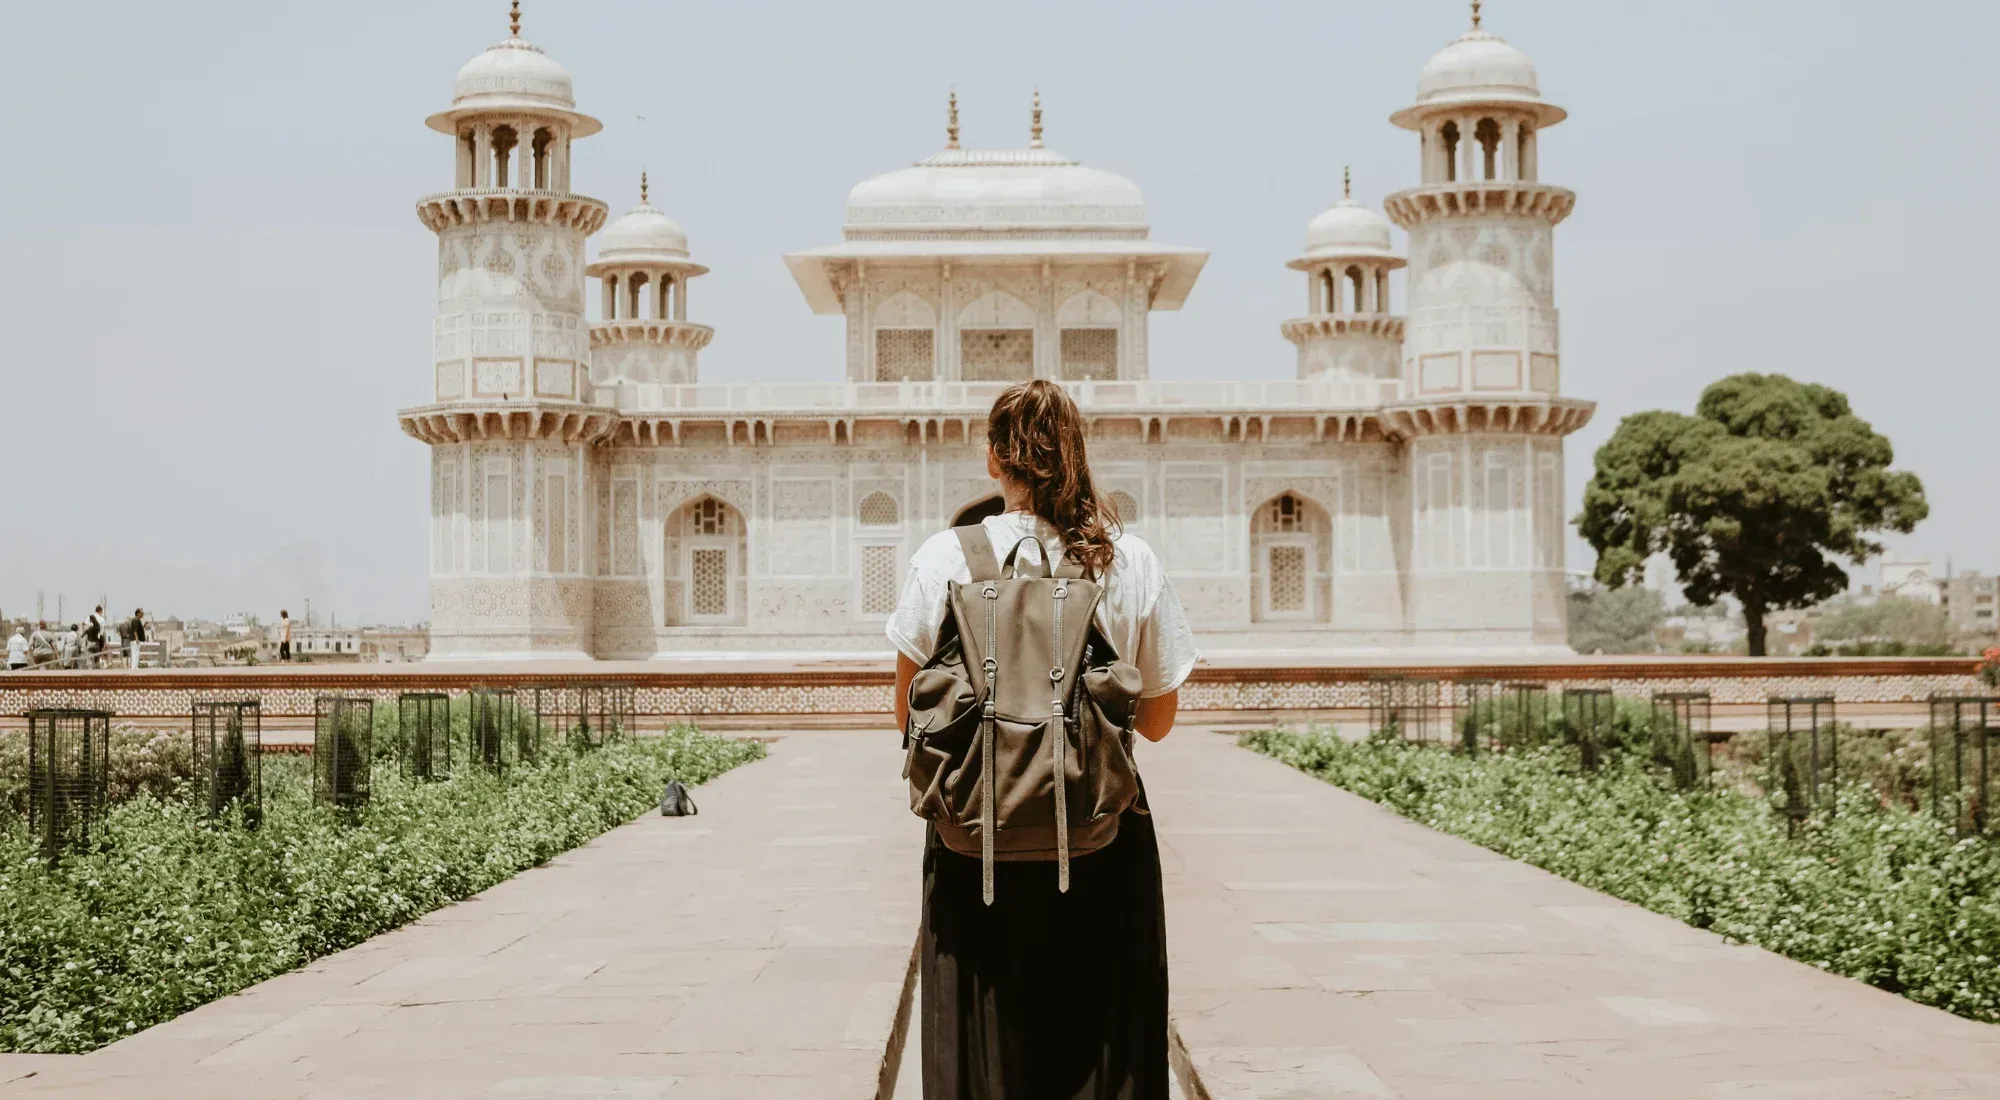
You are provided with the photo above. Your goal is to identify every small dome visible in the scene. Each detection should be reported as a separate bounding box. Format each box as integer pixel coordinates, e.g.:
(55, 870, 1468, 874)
(425, 26, 603, 137)
(845, 147, 1147, 235)
(1303, 198, 1395, 261)
(1419, 29, 1539, 105)
(453, 37, 574, 111)
(1391, 23, 1566, 130)
(597, 202, 689, 261)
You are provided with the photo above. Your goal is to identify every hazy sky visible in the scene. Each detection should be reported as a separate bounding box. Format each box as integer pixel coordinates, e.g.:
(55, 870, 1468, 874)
(3, 0, 1994, 626)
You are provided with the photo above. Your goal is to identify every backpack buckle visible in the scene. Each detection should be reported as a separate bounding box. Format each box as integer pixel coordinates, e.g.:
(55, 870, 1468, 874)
(981, 584, 997, 599)
(1049, 667, 1064, 683)
(1052, 584, 1068, 599)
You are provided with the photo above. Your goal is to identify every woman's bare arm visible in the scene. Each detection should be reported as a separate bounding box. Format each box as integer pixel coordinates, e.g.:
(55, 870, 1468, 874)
(1133, 690, 1179, 743)
(895, 652, 919, 730)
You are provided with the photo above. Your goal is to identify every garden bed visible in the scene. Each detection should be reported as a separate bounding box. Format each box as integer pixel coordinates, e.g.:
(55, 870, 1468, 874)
(1241, 727, 2000, 1024)
(0, 727, 763, 1053)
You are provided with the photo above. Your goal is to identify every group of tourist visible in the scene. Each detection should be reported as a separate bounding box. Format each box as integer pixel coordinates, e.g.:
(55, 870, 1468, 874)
(5, 606, 153, 670)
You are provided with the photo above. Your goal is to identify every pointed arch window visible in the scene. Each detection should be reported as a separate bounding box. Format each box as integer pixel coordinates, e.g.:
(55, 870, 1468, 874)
(857, 491, 900, 527)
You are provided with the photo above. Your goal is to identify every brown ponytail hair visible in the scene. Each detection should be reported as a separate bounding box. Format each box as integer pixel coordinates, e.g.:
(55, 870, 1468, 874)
(985, 379, 1119, 578)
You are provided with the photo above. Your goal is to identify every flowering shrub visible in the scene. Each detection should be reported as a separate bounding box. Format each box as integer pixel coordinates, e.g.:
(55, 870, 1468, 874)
(0, 725, 196, 818)
(1241, 729, 2000, 1023)
(0, 727, 763, 1053)
(1979, 646, 2000, 689)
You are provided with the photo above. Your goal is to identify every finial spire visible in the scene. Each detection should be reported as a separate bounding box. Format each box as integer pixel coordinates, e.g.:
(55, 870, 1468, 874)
(1470, 0, 1482, 29)
(1343, 165, 1352, 199)
(640, 170, 649, 204)
(1030, 87, 1044, 148)
(509, 0, 522, 36)
(946, 87, 960, 150)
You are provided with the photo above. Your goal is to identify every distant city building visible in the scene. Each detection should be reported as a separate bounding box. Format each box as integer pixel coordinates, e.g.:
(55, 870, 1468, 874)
(362, 628, 431, 663)
(1878, 560, 1942, 606)
(1942, 572, 1999, 637)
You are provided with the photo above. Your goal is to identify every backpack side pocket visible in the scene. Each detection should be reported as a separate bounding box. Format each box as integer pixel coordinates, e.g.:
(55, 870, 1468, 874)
(1081, 660, 1144, 820)
(906, 665, 979, 821)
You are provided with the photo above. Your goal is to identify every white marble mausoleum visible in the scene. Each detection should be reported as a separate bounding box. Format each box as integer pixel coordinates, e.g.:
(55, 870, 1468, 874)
(397, 3, 1594, 660)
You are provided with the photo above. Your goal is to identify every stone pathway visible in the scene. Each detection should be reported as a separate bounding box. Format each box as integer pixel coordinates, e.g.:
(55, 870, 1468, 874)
(6, 726, 1999, 1098)
(0, 733, 924, 1100)
(1143, 729, 2000, 1099)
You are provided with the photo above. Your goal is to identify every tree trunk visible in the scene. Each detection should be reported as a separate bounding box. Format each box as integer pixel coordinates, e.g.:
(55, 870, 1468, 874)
(1744, 601, 1768, 657)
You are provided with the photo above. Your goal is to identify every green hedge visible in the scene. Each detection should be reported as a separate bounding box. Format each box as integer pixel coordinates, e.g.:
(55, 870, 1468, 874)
(1241, 729, 2000, 1023)
(0, 728, 763, 1053)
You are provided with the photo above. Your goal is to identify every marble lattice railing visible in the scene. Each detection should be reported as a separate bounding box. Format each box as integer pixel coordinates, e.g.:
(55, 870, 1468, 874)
(0, 658, 1987, 729)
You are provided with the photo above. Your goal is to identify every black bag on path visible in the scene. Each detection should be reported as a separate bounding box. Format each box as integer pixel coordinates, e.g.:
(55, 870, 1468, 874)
(658, 780, 698, 817)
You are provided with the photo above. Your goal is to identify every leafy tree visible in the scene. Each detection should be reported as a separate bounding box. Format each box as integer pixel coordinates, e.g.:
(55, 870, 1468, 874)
(1815, 595, 1953, 648)
(1578, 374, 1927, 656)
(1566, 584, 1666, 654)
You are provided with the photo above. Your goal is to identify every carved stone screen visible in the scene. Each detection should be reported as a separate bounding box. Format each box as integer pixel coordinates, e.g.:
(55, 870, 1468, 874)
(484, 466, 511, 573)
(1107, 490, 1139, 527)
(545, 473, 567, 573)
(860, 544, 899, 615)
(1267, 494, 1306, 533)
(857, 491, 900, 527)
(690, 548, 728, 617)
(612, 480, 639, 576)
(960, 330, 1033, 382)
(1060, 329, 1118, 380)
(875, 329, 936, 382)
(691, 497, 729, 536)
(1268, 545, 1308, 614)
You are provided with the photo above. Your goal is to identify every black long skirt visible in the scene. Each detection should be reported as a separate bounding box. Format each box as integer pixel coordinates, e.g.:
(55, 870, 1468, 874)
(920, 806, 1169, 1100)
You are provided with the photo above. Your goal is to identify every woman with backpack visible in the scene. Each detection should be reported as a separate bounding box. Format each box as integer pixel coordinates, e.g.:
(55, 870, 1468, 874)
(888, 378, 1197, 1100)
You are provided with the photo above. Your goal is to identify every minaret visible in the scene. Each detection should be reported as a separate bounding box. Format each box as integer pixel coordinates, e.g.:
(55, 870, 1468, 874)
(586, 172, 714, 396)
(397, 3, 613, 660)
(1382, 2, 1590, 651)
(1282, 167, 1406, 393)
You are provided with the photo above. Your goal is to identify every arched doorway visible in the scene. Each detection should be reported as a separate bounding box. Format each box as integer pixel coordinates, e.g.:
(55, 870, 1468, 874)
(1250, 492, 1333, 623)
(665, 495, 746, 626)
(953, 495, 1005, 528)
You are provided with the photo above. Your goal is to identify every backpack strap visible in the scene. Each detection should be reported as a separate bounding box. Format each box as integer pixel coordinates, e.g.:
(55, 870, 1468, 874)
(955, 525, 1002, 583)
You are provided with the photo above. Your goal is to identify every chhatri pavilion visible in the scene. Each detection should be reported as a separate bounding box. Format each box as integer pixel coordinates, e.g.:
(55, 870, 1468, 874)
(397, 2, 1593, 660)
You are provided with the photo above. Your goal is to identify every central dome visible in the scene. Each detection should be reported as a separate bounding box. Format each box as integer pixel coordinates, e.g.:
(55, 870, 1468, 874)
(845, 147, 1148, 237)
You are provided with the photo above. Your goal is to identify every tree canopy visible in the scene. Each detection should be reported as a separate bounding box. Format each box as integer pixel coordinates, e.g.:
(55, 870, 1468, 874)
(1815, 595, 1952, 649)
(1566, 585, 1667, 655)
(1576, 373, 1927, 656)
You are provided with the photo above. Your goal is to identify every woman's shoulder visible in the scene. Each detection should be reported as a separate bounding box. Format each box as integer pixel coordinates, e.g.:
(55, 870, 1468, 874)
(909, 528, 967, 576)
(1107, 530, 1165, 585)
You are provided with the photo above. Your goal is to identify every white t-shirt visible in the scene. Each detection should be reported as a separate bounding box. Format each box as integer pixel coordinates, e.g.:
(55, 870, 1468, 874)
(886, 511, 1199, 699)
(6, 634, 26, 664)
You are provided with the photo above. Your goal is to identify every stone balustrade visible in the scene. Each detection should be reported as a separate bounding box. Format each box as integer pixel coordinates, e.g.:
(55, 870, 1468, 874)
(1, 656, 1985, 732)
